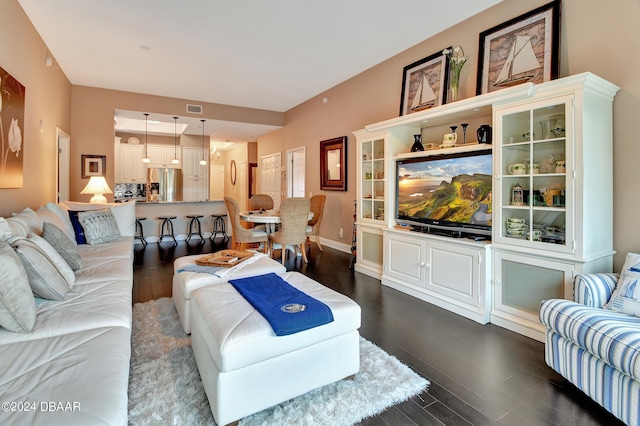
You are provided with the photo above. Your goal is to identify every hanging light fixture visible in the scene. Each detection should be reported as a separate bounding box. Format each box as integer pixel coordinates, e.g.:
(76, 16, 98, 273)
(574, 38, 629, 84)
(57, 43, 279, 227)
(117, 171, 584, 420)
(171, 116, 180, 165)
(199, 119, 208, 166)
(141, 113, 151, 163)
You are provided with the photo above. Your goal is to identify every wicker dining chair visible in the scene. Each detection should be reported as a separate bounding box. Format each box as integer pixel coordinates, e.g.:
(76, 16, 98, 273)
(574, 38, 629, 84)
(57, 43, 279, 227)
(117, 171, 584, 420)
(269, 197, 310, 264)
(306, 194, 326, 251)
(224, 196, 268, 252)
(249, 194, 274, 210)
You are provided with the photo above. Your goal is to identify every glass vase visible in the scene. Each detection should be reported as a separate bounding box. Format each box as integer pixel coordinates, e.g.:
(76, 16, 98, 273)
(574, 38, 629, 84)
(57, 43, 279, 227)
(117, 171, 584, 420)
(449, 78, 459, 103)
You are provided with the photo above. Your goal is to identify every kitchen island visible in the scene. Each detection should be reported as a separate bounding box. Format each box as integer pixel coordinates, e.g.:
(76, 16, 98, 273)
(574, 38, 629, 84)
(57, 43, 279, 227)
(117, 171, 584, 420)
(135, 200, 228, 243)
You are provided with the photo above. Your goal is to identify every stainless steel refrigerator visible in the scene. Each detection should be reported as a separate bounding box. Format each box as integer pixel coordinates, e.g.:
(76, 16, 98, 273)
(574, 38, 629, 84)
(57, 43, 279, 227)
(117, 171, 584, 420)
(148, 168, 182, 202)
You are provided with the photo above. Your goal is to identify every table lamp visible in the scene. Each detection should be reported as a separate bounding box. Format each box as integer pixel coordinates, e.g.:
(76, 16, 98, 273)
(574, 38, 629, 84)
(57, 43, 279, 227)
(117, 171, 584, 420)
(81, 176, 112, 203)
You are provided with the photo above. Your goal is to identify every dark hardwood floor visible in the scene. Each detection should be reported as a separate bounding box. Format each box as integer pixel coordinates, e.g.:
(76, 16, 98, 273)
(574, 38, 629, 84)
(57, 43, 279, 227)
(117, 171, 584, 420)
(133, 240, 623, 426)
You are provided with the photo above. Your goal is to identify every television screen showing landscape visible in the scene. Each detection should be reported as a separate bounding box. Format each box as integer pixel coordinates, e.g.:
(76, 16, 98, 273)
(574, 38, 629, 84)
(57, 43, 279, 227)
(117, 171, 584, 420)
(397, 153, 493, 227)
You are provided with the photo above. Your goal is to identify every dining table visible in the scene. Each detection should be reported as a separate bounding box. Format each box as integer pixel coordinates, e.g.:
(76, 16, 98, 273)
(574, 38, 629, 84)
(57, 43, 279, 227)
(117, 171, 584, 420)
(239, 209, 313, 257)
(239, 209, 314, 234)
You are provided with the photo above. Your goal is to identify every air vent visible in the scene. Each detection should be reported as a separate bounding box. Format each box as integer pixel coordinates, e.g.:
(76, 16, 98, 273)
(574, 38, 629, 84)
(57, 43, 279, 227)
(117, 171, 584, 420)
(186, 104, 203, 114)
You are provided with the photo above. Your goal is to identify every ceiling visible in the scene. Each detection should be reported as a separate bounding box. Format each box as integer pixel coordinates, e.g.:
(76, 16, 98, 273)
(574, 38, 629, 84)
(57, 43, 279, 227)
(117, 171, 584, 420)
(18, 0, 502, 142)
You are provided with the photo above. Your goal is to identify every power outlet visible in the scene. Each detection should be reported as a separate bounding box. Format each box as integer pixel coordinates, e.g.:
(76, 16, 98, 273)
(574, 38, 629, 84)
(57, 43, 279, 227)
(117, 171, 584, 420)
(338, 228, 344, 239)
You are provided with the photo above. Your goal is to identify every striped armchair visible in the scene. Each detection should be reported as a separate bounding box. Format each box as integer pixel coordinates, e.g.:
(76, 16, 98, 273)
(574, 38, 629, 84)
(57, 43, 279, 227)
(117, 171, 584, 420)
(540, 272, 640, 425)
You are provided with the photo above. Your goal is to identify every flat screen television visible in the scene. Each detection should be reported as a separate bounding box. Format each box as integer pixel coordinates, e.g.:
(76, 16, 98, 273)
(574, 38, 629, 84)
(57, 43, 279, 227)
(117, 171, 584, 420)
(396, 149, 493, 236)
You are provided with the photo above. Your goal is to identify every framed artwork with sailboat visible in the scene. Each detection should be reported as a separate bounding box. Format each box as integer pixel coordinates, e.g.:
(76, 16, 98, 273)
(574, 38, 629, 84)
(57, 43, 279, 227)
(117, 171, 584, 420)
(399, 48, 450, 116)
(476, 0, 560, 95)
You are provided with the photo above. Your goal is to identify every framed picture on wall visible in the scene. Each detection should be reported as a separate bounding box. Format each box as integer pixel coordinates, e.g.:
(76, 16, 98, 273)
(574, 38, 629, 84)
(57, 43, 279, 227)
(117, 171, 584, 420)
(81, 154, 106, 178)
(399, 49, 450, 116)
(320, 136, 347, 191)
(476, 1, 560, 95)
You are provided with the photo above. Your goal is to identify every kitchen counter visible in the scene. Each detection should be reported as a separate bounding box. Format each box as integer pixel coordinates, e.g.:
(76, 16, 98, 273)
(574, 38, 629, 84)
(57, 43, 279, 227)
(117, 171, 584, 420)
(135, 200, 228, 243)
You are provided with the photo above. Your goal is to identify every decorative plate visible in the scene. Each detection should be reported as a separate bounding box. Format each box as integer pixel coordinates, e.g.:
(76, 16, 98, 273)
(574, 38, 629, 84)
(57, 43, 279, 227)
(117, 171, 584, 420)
(128, 136, 140, 144)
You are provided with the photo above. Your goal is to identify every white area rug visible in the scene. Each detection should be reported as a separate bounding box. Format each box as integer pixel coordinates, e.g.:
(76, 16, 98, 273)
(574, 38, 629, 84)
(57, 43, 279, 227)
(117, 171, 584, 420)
(128, 297, 429, 425)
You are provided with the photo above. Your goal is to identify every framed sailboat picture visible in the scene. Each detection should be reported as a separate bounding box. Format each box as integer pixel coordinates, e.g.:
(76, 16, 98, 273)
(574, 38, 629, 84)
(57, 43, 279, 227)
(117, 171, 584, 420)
(476, 1, 560, 95)
(399, 49, 450, 116)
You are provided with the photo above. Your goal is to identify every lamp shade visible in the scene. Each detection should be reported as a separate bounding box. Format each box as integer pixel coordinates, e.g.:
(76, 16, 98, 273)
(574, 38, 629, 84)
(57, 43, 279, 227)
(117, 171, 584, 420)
(81, 176, 113, 203)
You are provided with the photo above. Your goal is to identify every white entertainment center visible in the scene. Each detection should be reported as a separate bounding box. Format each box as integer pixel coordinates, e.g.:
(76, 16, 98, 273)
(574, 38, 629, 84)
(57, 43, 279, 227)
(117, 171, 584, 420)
(353, 73, 619, 341)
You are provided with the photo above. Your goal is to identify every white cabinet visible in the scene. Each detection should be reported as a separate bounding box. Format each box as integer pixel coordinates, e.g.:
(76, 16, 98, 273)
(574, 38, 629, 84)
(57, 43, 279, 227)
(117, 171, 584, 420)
(491, 73, 619, 341)
(491, 250, 573, 341)
(147, 145, 181, 168)
(116, 143, 146, 183)
(352, 128, 416, 278)
(182, 147, 209, 201)
(383, 229, 491, 324)
(355, 72, 617, 341)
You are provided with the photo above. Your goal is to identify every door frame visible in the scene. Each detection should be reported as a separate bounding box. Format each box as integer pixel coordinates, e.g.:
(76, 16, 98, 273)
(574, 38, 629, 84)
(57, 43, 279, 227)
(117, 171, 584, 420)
(56, 128, 70, 202)
(286, 146, 306, 198)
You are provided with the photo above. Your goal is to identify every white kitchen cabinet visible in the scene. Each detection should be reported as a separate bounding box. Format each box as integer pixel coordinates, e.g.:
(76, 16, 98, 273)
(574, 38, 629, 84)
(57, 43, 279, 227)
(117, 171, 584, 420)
(383, 228, 491, 324)
(147, 145, 181, 168)
(182, 147, 209, 201)
(116, 143, 146, 183)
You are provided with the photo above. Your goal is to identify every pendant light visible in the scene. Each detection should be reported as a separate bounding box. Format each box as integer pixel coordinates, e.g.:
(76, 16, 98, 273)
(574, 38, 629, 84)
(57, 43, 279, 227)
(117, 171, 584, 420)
(199, 119, 208, 166)
(141, 113, 151, 163)
(171, 116, 180, 165)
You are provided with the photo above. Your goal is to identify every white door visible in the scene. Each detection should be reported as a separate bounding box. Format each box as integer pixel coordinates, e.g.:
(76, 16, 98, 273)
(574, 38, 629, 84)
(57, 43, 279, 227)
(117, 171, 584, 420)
(260, 153, 281, 209)
(56, 128, 70, 202)
(209, 164, 224, 200)
(287, 147, 306, 198)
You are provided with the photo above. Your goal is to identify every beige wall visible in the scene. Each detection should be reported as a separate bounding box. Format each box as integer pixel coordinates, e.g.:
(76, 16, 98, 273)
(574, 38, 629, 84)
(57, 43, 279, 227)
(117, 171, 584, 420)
(0, 0, 71, 215)
(258, 0, 640, 269)
(70, 85, 283, 202)
(2, 0, 639, 270)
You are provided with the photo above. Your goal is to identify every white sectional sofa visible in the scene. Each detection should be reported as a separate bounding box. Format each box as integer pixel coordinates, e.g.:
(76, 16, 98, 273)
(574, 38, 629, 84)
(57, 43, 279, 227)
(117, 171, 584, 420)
(0, 201, 135, 425)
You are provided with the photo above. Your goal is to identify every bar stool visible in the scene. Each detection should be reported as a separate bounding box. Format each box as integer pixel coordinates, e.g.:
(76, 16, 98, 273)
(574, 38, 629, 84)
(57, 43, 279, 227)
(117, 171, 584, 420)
(157, 216, 177, 245)
(210, 214, 229, 244)
(135, 217, 147, 246)
(186, 214, 205, 244)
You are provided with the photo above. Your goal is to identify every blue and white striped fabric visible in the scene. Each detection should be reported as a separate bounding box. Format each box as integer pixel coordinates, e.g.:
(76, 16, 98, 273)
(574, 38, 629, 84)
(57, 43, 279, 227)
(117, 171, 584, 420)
(541, 270, 640, 425)
(545, 330, 640, 425)
(573, 273, 618, 307)
(540, 299, 640, 380)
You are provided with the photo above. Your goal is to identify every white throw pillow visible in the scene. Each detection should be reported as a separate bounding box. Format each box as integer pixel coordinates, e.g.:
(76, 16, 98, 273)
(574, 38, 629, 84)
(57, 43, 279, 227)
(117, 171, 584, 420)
(606, 252, 640, 314)
(0, 241, 36, 333)
(36, 206, 76, 242)
(44, 202, 75, 240)
(12, 207, 44, 235)
(61, 201, 136, 237)
(0, 217, 11, 234)
(78, 209, 121, 244)
(27, 233, 76, 287)
(0, 234, 73, 301)
(5, 217, 30, 236)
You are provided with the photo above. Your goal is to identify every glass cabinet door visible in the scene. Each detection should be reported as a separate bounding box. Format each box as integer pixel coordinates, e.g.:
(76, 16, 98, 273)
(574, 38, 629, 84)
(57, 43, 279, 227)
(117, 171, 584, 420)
(496, 95, 573, 253)
(360, 138, 385, 223)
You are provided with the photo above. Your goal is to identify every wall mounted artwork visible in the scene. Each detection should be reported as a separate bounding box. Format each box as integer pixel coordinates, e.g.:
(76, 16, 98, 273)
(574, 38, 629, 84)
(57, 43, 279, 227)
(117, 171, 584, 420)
(0, 66, 25, 188)
(476, 1, 560, 95)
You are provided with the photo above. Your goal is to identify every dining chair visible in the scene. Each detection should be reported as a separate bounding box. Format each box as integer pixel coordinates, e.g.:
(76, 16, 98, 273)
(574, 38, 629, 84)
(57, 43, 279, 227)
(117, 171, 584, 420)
(269, 197, 310, 264)
(306, 194, 326, 251)
(224, 197, 268, 252)
(249, 194, 274, 211)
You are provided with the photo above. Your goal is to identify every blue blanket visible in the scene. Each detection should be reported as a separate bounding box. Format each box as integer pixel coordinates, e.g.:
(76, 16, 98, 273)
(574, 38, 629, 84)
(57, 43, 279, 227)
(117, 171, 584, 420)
(229, 273, 334, 336)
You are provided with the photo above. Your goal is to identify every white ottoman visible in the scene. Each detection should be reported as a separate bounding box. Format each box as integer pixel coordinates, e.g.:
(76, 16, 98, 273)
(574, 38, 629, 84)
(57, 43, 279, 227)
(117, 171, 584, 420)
(173, 252, 286, 333)
(190, 271, 361, 426)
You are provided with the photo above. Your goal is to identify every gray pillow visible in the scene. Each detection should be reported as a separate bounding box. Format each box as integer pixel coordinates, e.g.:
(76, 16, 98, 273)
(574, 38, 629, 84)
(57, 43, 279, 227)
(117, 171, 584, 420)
(0, 241, 36, 332)
(0, 233, 73, 300)
(78, 209, 121, 244)
(42, 222, 83, 270)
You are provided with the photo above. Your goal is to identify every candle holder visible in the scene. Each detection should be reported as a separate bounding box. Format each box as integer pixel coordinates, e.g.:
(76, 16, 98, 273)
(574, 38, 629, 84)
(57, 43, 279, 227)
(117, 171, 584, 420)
(461, 123, 469, 144)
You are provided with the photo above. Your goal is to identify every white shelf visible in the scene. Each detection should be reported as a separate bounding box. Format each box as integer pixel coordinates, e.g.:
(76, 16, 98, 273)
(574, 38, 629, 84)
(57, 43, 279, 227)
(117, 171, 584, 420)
(394, 142, 492, 160)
